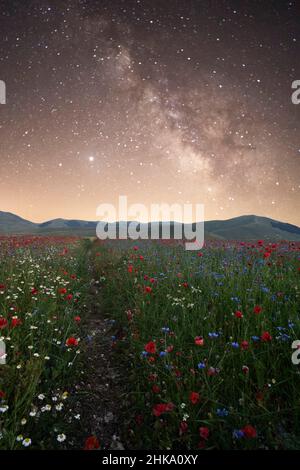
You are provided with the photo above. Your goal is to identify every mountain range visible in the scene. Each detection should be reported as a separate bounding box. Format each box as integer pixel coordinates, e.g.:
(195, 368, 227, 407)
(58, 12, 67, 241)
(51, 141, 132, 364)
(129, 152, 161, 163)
(0, 211, 300, 241)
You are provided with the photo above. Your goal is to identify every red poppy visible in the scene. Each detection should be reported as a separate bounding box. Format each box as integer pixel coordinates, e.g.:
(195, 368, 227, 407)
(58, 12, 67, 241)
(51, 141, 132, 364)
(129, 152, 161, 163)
(11, 317, 22, 328)
(0, 317, 8, 330)
(152, 402, 174, 417)
(199, 426, 210, 440)
(194, 336, 204, 346)
(263, 252, 271, 259)
(253, 305, 262, 314)
(58, 288, 67, 295)
(148, 373, 157, 382)
(152, 384, 160, 394)
(144, 286, 152, 294)
(66, 336, 78, 347)
(261, 331, 272, 342)
(235, 310, 243, 318)
(66, 294, 73, 301)
(84, 436, 100, 450)
(126, 310, 133, 322)
(31, 288, 38, 295)
(189, 391, 200, 405)
(74, 316, 81, 323)
(241, 340, 249, 350)
(182, 282, 189, 288)
(145, 341, 156, 354)
(198, 440, 206, 449)
(0, 390, 5, 399)
(242, 424, 257, 438)
(135, 414, 143, 426)
(179, 421, 188, 434)
(207, 367, 217, 376)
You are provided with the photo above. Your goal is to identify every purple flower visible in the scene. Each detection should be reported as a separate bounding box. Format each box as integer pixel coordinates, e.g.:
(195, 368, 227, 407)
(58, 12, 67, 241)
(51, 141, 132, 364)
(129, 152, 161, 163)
(233, 429, 244, 439)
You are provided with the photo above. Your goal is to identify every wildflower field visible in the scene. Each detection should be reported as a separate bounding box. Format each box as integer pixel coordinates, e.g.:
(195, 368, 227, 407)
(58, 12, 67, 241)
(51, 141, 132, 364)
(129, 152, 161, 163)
(93, 239, 300, 450)
(0, 236, 89, 449)
(0, 236, 300, 450)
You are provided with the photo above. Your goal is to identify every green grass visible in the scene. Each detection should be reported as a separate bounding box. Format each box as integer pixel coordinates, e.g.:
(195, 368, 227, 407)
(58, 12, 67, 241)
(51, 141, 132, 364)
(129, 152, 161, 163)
(1, 236, 299, 450)
(91, 239, 300, 449)
(0, 237, 90, 449)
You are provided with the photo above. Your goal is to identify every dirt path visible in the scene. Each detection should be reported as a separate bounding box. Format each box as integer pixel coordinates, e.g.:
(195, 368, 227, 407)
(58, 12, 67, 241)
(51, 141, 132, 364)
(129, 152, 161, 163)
(70, 248, 127, 450)
(78, 313, 125, 449)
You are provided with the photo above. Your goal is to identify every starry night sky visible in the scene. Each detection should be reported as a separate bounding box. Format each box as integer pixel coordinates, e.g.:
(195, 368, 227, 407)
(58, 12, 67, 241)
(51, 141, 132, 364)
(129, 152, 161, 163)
(0, 0, 299, 224)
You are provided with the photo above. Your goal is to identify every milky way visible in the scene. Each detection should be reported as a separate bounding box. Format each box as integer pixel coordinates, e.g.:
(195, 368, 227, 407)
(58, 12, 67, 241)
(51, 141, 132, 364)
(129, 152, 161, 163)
(0, 0, 299, 224)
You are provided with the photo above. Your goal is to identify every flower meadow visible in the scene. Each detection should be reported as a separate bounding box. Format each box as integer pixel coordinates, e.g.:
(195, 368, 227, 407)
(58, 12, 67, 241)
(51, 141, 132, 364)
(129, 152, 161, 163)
(0, 236, 90, 449)
(0, 236, 300, 450)
(92, 239, 300, 450)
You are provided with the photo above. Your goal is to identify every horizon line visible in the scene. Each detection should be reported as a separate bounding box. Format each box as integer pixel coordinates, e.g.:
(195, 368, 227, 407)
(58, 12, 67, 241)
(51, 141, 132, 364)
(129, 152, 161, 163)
(1, 209, 300, 228)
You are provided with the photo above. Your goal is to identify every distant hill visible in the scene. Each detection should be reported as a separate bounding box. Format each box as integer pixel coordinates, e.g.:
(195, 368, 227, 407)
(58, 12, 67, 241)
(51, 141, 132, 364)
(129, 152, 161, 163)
(0, 211, 37, 233)
(0, 211, 300, 241)
(204, 215, 300, 241)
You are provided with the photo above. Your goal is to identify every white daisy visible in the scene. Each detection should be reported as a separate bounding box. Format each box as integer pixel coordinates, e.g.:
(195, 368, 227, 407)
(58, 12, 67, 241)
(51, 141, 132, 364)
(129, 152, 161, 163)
(22, 438, 32, 447)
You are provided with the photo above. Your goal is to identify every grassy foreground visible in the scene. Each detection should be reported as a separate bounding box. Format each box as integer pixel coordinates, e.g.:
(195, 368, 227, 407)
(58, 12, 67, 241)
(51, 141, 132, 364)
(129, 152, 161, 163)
(0, 236, 90, 449)
(92, 239, 300, 449)
(0, 236, 300, 449)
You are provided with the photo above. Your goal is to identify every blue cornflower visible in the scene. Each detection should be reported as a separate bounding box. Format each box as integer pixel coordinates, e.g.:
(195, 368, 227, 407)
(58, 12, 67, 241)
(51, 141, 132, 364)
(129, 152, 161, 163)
(251, 335, 260, 342)
(161, 327, 170, 333)
(277, 333, 291, 342)
(209, 332, 219, 338)
(261, 286, 270, 293)
(216, 408, 229, 417)
(233, 429, 244, 439)
(197, 362, 206, 369)
(231, 342, 239, 348)
(159, 351, 167, 358)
